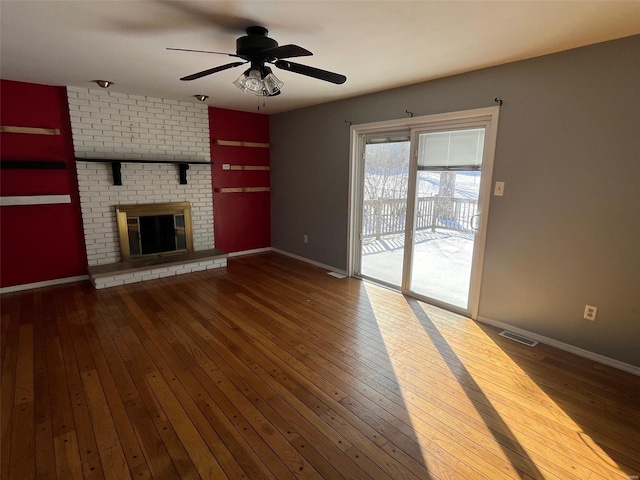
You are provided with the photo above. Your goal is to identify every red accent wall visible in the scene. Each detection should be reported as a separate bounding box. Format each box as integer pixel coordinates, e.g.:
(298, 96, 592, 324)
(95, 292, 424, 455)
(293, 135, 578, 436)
(0, 79, 87, 287)
(209, 107, 271, 253)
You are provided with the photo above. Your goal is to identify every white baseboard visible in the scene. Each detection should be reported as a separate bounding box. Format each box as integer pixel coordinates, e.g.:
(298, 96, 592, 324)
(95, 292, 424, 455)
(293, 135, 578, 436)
(1, 275, 90, 294)
(271, 248, 348, 276)
(477, 315, 640, 376)
(227, 247, 273, 258)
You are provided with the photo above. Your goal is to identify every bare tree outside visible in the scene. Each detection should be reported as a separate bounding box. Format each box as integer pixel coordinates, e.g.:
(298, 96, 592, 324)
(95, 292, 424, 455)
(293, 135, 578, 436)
(436, 171, 457, 227)
(363, 141, 410, 200)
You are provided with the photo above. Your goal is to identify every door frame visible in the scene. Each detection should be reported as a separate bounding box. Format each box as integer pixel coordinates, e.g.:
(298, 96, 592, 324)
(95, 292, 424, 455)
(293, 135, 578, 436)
(347, 106, 500, 319)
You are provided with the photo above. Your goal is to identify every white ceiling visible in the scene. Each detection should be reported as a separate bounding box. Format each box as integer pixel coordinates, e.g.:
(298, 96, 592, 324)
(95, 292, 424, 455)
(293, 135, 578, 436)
(1, 1, 639, 114)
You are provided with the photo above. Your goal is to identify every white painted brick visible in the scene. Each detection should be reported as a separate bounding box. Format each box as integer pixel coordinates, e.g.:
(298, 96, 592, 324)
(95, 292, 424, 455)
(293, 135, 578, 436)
(91, 113, 112, 121)
(78, 105, 101, 113)
(117, 98, 137, 106)
(96, 120, 118, 128)
(82, 128, 105, 136)
(127, 105, 147, 113)
(70, 87, 215, 267)
(90, 101, 111, 109)
(172, 266, 193, 275)
(68, 98, 90, 106)
(95, 278, 123, 289)
(78, 93, 101, 100)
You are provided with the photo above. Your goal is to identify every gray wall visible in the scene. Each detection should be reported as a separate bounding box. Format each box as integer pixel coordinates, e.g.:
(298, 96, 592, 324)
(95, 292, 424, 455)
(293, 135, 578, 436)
(270, 35, 640, 367)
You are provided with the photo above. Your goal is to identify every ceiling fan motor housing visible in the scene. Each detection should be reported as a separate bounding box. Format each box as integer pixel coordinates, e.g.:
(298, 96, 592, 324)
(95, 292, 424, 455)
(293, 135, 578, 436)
(236, 26, 278, 58)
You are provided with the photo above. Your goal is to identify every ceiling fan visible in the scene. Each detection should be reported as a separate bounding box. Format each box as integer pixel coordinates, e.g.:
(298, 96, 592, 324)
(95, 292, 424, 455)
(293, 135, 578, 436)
(168, 26, 346, 96)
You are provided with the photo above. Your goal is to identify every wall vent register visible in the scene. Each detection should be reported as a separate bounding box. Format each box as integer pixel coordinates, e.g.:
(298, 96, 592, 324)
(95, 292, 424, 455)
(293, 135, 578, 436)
(116, 202, 194, 261)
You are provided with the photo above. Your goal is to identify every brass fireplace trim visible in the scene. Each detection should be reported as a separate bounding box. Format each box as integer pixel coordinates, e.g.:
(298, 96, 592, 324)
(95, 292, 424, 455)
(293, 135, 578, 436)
(116, 202, 194, 261)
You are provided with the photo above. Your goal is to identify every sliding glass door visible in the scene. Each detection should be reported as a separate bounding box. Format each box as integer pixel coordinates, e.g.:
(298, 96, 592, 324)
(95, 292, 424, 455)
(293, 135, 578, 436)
(359, 132, 410, 288)
(407, 128, 485, 310)
(350, 108, 499, 317)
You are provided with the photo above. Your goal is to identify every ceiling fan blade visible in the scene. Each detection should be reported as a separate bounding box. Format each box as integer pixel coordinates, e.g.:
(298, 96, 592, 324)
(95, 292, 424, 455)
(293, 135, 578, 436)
(180, 62, 246, 81)
(261, 44, 312, 59)
(167, 47, 241, 58)
(158, 1, 259, 33)
(274, 60, 346, 84)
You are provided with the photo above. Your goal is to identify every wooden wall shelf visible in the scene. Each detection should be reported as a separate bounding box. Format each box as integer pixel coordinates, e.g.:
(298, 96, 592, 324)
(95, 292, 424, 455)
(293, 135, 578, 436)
(0, 195, 71, 207)
(0, 125, 60, 135)
(215, 187, 270, 194)
(222, 164, 270, 171)
(215, 140, 270, 148)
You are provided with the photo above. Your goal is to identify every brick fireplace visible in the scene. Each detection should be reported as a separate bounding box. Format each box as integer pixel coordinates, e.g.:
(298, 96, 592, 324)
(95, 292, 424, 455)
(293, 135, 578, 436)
(67, 86, 226, 288)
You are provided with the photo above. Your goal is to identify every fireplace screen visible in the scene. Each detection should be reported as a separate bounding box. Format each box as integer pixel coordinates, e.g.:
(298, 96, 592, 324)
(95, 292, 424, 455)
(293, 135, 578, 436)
(116, 202, 193, 261)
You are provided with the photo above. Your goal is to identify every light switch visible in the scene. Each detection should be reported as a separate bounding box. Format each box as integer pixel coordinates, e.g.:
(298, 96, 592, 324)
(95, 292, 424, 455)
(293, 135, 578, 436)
(494, 181, 505, 196)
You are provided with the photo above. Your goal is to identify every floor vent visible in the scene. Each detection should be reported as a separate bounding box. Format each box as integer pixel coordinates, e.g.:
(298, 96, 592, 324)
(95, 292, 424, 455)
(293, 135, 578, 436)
(327, 271, 347, 279)
(499, 331, 539, 347)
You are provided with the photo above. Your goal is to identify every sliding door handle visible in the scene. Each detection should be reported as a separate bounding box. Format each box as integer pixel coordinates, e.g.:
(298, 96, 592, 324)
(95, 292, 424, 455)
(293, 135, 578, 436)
(470, 214, 481, 230)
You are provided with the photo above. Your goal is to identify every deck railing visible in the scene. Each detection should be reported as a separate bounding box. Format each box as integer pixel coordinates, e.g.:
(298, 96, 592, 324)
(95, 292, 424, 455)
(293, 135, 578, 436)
(363, 196, 478, 239)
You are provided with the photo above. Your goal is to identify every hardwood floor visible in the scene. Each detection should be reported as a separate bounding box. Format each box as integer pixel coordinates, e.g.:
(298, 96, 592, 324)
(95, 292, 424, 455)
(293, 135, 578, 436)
(2, 252, 639, 479)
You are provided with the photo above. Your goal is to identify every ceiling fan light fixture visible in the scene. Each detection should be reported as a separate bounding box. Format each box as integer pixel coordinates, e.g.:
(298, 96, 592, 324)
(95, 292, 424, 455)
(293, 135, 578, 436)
(245, 68, 264, 93)
(93, 80, 113, 89)
(262, 71, 284, 96)
(232, 68, 251, 93)
(233, 67, 283, 96)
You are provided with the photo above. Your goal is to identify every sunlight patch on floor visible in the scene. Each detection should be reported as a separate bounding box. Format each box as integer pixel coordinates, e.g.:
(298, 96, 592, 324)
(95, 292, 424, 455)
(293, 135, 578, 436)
(416, 301, 624, 473)
(363, 282, 628, 479)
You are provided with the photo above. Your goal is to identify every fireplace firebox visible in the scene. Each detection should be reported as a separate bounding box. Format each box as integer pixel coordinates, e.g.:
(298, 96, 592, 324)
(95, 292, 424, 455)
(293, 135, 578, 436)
(116, 202, 194, 261)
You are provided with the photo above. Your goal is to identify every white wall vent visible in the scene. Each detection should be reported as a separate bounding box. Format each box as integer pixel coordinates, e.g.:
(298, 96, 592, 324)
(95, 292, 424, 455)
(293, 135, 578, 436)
(499, 331, 539, 347)
(327, 271, 347, 279)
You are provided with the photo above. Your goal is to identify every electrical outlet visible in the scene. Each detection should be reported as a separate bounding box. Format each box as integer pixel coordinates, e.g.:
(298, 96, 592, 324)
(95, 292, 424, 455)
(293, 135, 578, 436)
(583, 305, 598, 321)
(303, 234, 308, 244)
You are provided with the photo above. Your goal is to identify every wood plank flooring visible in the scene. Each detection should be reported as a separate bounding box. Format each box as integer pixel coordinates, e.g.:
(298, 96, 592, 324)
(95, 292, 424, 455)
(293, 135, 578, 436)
(2, 252, 639, 479)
